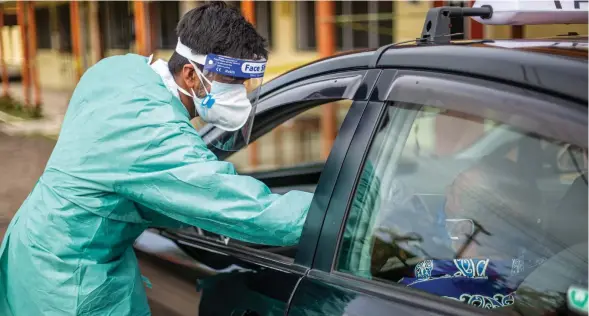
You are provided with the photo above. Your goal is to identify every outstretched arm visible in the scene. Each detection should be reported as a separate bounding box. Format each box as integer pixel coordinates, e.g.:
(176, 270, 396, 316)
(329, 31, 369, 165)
(114, 122, 313, 246)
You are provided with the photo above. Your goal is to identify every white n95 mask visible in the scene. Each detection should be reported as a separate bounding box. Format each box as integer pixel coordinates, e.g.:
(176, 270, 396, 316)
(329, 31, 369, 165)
(193, 82, 252, 132)
(149, 57, 252, 132)
(179, 62, 253, 132)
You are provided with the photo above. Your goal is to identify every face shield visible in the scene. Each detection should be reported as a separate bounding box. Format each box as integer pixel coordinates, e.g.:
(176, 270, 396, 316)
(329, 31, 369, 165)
(176, 39, 266, 151)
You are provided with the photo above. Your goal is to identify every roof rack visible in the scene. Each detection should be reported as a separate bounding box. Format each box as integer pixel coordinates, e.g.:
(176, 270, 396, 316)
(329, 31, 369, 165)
(368, 6, 493, 67)
(369, 1, 587, 67)
(418, 6, 493, 45)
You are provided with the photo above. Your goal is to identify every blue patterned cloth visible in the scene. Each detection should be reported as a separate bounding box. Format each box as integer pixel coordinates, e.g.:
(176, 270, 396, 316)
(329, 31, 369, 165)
(399, 258, 535, 309)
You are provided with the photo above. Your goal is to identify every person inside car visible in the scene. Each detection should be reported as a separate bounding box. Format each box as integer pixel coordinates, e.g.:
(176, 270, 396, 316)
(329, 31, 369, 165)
(398, 149, 547, 310)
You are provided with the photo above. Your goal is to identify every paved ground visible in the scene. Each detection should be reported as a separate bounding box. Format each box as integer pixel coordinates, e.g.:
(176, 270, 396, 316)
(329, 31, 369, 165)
(0, 131, 200, 315)
(0, 132, 54, 236)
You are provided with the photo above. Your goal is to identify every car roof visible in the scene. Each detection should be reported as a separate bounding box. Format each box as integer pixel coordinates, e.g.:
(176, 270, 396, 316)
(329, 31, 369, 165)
(475, 37, 588, 59)
(262, 38, 587, 104)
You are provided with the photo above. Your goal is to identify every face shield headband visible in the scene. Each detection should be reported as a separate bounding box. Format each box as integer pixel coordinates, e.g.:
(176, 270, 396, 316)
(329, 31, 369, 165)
(174, 38, 267, 151)
(175, 39, 267, 81)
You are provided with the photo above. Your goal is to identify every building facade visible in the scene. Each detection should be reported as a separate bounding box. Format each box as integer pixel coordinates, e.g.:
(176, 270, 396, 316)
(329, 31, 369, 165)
(0, 1, 586, 172)
(3, 1, 583, 91)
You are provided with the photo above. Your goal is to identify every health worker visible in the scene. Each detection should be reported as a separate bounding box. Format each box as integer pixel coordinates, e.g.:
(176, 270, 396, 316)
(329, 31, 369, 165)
(0, 2, 312, 316)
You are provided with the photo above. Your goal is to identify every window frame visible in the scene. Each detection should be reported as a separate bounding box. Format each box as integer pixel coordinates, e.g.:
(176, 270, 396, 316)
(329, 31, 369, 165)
(310, 68, 587, 304)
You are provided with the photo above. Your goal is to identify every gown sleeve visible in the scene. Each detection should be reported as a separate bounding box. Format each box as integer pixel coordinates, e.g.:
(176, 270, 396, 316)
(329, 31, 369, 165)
(113, 121, 313, 247)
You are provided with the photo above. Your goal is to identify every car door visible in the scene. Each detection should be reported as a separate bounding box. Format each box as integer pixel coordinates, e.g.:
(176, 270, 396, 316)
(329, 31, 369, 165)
(155, 69, 381, 316)
(287, 69, 587, 316)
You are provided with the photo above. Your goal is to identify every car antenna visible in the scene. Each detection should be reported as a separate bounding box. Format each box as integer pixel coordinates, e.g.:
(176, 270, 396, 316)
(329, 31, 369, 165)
(419, 5, 493, 45)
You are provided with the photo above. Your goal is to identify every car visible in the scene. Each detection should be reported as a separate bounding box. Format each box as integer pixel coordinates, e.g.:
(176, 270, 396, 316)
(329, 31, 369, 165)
(134, 2, 588, 316)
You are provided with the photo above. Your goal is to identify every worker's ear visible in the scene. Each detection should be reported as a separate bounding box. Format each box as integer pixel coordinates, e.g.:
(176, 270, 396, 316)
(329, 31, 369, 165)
(181, 63, 198, 90)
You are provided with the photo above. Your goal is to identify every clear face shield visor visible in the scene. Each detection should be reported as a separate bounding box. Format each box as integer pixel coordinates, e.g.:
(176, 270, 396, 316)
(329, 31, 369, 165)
(176, 39, 266, 152)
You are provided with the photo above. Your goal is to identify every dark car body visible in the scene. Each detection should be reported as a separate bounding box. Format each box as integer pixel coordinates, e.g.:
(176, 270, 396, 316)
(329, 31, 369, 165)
(134, 36, 588, 316)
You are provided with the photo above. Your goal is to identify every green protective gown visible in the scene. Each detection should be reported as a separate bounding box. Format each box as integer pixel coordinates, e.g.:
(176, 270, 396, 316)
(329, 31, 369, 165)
(0, 54, 313, 316)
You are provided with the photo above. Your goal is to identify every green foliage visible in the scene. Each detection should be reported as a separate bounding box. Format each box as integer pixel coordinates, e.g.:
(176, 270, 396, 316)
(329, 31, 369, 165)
(0, 96, 43, 119)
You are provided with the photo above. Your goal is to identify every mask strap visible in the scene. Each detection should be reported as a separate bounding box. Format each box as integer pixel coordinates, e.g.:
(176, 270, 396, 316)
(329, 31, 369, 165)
(170, 64, 210, 99)
(176, 85, 193, 98)
(175, 38, 212, 96)
(175, 84, 202, 118)
(189, 61, 212, 95)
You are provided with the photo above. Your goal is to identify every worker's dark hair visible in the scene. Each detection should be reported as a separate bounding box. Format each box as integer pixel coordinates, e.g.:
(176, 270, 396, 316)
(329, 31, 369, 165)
(168, 1, 268, 75)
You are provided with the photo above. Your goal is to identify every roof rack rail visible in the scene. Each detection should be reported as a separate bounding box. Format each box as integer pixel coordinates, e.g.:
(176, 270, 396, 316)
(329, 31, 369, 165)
(418, 5, 493, 45)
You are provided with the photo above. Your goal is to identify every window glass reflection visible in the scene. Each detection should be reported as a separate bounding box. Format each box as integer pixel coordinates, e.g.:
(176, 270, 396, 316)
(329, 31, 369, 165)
(337, 104, 588, 313)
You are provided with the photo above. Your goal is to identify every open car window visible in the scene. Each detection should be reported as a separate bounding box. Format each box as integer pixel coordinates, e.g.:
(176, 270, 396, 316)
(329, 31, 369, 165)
(172, 99, 354, 262)
(160, 69, 369, 267)
(226, 100, 353, 174)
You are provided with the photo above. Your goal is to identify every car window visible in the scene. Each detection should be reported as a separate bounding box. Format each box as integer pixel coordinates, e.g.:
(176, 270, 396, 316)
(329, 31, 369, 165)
(336, 102, 587, 314)
(174, 99, 354, 261)
(227, 100, 353, 173)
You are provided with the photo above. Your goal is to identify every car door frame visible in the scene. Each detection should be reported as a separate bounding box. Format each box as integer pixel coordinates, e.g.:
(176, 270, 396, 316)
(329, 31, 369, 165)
(157, 68, 383, 271)
(291, 67, 587, 315)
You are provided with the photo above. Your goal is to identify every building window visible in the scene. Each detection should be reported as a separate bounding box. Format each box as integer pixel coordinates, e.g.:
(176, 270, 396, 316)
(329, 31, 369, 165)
(295, 1, 316, 51)
(56, 4, 72, 53)
(3, 14, 17, 27)
(99, 1, 132, 50)
(255, 1, 273, 50)
(35, 7, 51, 49)
(162, 1, 271, 51)
(156, 1, 180, 49)
(229, 1, 273, 50)
(335, 1, 394, 50)
(296, 1, 394, 52)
